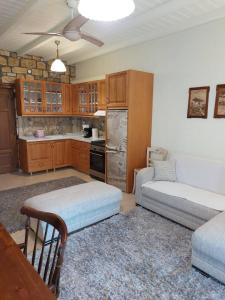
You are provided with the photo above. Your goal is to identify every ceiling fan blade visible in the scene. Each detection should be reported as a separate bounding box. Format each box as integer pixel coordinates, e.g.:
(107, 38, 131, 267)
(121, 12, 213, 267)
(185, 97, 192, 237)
(24, 32, 62, 37)
(63, 14, 88, 33)
(80, 32, 104, 47)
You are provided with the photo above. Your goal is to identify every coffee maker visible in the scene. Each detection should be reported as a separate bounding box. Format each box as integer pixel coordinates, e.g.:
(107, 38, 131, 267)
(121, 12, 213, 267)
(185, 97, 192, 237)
(83, 127, 92, 138)
(82, 124, 92, 138)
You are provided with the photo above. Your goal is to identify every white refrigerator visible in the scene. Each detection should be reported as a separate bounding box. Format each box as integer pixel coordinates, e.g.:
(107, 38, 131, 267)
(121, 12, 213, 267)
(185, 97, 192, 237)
(106, 110, 128, 191)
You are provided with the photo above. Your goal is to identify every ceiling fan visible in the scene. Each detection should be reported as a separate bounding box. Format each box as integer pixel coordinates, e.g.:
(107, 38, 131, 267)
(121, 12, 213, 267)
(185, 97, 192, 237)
(24, 0, 104, 47)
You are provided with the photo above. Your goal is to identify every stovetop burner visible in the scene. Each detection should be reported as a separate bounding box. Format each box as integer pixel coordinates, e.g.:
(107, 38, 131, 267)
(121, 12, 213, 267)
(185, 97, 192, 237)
(91, 140, 105, 147)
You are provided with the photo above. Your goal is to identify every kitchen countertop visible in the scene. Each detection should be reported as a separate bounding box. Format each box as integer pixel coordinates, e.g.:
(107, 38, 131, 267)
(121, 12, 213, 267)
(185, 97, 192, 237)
(19, 134, 105, 143)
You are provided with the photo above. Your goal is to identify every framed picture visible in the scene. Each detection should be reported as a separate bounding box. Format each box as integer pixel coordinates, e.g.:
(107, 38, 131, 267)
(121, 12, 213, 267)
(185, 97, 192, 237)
(214, 84, 225, 118)
(187, 86, 210, 118)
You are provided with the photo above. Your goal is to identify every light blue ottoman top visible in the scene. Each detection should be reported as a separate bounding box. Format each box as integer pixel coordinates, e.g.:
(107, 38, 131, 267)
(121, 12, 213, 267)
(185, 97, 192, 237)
(24, 181, 122, 221)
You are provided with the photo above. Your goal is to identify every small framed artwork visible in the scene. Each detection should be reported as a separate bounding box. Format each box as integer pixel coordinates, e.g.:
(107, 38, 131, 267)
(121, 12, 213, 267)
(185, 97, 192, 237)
(187, 86, 210, 118)
(214, 84, 225, 118)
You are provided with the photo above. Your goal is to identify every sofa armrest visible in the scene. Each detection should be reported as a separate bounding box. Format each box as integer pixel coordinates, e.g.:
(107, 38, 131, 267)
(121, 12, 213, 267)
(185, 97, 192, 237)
(135, 167, 154, 203)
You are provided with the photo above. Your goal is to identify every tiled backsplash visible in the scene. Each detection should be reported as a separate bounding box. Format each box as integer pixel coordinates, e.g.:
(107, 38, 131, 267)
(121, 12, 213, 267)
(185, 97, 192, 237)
(17, 116, 105, 137)
(72, 117, 105, 137)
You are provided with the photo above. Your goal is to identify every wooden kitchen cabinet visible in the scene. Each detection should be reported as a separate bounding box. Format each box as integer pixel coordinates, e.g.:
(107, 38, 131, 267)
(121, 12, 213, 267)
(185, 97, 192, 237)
(70, 84, 79, 115)
(16, 79, 64, 116)
(105, 70, 154, 193)
(44, 82, 63, 114)
(78, 83, 91, 114)
(71, 140, 90, 174)
(19, 139, 70, 173)
(97, 80, 106, 110)
(52, 140, 67, 168)
(74, 82, 98, 115)
(19, 140, 52, 173)
(63, 84, 73, 115)
(19, 139, 90, 174)
(71, 140, 79, 169)
(71, 80, 106, 115)
(77, 141, 90, 173)
(65, 139, 72, 165)
(16, 79, 45, 115)
(106, 71, 128, 108)
(16, 78, 106, 117)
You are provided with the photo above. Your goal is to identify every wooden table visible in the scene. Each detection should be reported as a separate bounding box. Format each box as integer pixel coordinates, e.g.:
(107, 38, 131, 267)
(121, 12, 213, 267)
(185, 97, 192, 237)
(0, 223, 56, 300)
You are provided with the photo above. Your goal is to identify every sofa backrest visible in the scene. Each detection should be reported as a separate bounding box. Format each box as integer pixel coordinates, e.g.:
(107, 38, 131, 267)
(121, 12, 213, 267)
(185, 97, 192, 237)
(170, 153, 225, 195)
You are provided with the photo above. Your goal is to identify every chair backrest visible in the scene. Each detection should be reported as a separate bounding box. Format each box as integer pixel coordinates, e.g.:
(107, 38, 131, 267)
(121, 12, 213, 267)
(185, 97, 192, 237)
(20, 206, 68, 298)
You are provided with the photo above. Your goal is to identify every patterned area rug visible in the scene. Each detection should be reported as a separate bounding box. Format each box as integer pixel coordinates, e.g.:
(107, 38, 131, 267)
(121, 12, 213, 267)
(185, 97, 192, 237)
(59, 207, 225, 300)
(0, 176, 85, 232)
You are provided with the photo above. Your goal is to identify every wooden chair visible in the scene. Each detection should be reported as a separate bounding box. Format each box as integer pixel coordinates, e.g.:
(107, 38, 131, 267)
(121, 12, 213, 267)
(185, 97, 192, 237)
(20, 206, 68, 298)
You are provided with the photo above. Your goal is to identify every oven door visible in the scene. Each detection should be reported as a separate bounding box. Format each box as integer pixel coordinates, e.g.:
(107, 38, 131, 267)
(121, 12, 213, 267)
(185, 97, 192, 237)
(90, 150, 105, 180)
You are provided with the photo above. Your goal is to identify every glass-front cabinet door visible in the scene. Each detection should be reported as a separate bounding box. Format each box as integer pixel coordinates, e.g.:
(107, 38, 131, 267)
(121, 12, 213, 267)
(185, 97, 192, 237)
(45, 82, 63, 114)
(77, 82, 99, 115)
(89, 82, 98, 113)
(78, 83, 89, 114)
(22, 80, 44, 114)
(16, 78, 106, 116)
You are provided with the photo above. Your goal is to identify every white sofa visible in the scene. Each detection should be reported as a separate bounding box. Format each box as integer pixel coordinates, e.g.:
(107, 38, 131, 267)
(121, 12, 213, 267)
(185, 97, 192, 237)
(135, 153, 225, 230)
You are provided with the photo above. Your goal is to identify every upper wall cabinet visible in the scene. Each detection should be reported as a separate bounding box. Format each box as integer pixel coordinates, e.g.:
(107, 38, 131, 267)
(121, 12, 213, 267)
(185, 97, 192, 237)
(63, 83, 72, 115)
(106, 71, 128, 108)
(97, 80, 106, 110)
(45, 82, 63, 114)
(16, 79, 45, 115)
(71, 79, 106, 116)
(16, 78, 106, 116)
(16, 79, 64, 116)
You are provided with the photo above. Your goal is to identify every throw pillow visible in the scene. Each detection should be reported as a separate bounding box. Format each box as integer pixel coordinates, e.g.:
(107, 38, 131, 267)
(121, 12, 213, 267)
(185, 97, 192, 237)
(153, 160, 177, 181)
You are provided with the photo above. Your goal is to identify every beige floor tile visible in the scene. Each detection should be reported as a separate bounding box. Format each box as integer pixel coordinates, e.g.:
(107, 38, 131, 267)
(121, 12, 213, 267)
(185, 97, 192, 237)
(121, 192, 136, 213)
(0, 168, 92, 191)
(11, 229, 42, 254)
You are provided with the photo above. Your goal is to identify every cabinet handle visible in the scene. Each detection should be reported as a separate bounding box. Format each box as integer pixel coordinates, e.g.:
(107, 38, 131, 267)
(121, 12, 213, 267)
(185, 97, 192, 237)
(106, 150, 117, 154)
(106, 144, 118, 151)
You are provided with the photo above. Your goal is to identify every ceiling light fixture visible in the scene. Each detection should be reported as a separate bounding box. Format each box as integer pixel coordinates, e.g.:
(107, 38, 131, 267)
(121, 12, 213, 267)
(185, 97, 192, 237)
(51, 40, 66, 73)
(78, 0, 135, 22)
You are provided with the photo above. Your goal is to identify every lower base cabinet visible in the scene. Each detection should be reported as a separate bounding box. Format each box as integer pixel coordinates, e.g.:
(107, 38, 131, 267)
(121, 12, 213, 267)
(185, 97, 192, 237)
(71, 140, 90, 174)
(19, 139, 90, 174)
(53, 140, 67, 168)
(19, 140, 52, 173)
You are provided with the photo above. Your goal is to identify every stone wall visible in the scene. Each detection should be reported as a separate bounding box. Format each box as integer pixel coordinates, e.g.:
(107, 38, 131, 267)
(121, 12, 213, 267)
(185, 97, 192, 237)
(0, 49, 76, 84)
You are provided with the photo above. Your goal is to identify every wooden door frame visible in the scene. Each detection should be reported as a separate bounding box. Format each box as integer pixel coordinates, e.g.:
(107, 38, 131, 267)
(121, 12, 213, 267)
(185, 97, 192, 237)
(0, 82, 18, 173)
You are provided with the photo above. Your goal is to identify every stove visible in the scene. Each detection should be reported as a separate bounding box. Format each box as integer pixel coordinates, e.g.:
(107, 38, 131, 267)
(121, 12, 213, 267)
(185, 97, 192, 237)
(91, 139, 105, 146)
(89, 140, 105, 181)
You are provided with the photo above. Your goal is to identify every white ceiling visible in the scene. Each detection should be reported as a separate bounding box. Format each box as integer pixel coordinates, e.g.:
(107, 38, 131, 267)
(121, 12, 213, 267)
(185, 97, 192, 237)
(1, 0, 225, 65)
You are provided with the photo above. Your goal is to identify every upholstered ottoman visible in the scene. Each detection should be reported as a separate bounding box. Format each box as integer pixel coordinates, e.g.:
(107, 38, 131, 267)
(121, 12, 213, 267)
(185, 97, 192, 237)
(192, 211, 225, 284)
(23, 181, 122, 239)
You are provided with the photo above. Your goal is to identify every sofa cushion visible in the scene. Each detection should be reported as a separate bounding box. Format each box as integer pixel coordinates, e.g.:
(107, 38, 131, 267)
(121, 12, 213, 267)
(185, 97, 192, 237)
(141, 181, 221, 221)
(153, 160, 176, 182)
(142, 181, 225, 211)
(170, 153, 225, 196)
(192, 211, 225, 284)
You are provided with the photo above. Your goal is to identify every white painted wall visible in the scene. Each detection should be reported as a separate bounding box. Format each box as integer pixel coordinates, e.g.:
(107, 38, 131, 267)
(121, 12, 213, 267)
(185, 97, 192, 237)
(75, 17, 225, 161)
